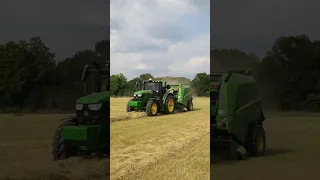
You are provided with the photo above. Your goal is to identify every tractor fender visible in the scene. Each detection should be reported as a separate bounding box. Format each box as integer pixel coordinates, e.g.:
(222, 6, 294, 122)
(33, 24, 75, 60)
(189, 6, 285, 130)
(162, 91, 174, 103)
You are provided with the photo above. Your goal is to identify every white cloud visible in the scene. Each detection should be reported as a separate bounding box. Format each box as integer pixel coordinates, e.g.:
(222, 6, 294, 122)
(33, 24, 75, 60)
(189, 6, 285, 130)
(110, 0, 210, 80)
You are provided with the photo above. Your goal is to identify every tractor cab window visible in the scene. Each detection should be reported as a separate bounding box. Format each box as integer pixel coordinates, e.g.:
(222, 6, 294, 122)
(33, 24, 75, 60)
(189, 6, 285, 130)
(144, 82, 161, 92)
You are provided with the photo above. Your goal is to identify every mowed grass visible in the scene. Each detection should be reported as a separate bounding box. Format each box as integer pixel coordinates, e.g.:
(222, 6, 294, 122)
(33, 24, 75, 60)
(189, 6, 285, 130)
(0, 114, 109, 180)
(110, 97, 210, 180)
(211, 113, 320, 180)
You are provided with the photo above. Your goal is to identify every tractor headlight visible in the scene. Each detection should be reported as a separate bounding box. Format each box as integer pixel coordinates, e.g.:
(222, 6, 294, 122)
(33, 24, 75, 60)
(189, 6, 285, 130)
(137, 94, 142, 97)
(134, 94, 137, 97)
(76, 104, 83, 110)
(88, 103, 102, 111)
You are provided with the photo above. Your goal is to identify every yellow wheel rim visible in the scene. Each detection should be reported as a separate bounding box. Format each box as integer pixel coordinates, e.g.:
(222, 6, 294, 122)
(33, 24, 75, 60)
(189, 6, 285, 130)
(151, 103, 157, 115)
(168, 99, 174, 112)
(257, 136, 264, 151)
(190, 103, 193, 110)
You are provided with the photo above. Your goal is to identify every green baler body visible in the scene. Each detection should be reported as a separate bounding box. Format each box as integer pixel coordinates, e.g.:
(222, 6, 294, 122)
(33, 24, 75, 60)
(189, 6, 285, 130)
(211, 71, 262, 145)
(62, 91, 110, 150)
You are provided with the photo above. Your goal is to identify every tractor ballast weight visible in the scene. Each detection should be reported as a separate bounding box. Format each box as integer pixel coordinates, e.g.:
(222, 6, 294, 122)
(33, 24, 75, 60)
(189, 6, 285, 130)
(52, 60, 110, 161)
(211, 69, 266, 159)
(127, 79, 193, 116)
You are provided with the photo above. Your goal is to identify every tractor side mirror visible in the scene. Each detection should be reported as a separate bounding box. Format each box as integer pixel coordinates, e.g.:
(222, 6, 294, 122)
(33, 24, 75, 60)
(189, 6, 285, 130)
(166, 85, 171, 89)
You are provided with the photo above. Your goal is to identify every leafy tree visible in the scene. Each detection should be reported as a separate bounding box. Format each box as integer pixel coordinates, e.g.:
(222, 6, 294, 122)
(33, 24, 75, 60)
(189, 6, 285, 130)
(110, 73, 127, 96)
(139, 73, 153, 80)
(191, 73, 210, 96)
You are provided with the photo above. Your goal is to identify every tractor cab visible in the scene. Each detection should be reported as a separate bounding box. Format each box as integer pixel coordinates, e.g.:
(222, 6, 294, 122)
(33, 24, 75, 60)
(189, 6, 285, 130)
(81, 61, 109, 94)
(142, 79, 162, 92)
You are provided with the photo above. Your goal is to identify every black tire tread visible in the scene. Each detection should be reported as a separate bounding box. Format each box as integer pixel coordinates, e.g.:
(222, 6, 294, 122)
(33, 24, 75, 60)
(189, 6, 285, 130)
(52, 119, 78, 161)
(146, 99, 158, 116)
(164, 95, 175, 114)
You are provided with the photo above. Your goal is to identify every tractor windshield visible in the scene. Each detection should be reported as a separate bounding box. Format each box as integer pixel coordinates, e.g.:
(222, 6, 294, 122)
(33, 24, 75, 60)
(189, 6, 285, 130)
(144, 82, 160, 91)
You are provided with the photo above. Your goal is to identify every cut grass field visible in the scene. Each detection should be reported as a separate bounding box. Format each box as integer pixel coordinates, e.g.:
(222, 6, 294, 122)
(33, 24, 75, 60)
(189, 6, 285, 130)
(211, 112, 320, 180)
(110, 97, 210, 180)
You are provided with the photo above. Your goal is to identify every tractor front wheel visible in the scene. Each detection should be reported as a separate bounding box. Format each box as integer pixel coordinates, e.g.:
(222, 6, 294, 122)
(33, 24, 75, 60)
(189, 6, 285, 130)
(146, 99, 158, 116)
(164, 95, 175, 114)
(52, 119, 78, 161)
(126, 99, 134, 112)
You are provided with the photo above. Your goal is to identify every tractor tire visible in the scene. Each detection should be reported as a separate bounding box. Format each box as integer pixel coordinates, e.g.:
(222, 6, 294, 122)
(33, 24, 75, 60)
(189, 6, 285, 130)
(52, 120, 78, 161)
(247, 125, 266, 157)
(187, 100, 193, 111)
(126, 99, 134, 112)
(164, 95, 175, 114)
(146, 99, 158, 116)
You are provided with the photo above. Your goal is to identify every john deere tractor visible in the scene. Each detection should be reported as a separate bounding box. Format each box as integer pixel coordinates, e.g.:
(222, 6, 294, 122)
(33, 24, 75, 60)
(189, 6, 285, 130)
(126, 79, 193, 116)
(52, 61, 110, 161)
(211, 69, 266, 159)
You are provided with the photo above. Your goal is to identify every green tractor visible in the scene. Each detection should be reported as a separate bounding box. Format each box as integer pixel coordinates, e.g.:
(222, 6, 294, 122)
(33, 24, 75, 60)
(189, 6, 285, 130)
(126, 79, 193, 116)
(52, 61, 110, 161)
(210, 69, 266, 159)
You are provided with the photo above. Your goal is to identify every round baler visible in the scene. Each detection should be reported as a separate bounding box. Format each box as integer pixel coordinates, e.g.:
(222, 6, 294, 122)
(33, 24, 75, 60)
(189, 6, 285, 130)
(211, 69, 266, 160)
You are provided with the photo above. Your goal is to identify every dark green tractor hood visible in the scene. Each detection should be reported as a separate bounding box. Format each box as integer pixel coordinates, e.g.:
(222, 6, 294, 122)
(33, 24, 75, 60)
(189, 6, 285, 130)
(134, 90, 153, 95)
(76, 91, 110, 104)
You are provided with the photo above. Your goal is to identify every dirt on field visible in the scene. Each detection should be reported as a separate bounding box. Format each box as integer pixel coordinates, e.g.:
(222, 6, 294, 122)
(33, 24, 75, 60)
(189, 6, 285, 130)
(110, 97, 210, 180)
(0, 114, 109, 180)
(211, 112, 320, 180)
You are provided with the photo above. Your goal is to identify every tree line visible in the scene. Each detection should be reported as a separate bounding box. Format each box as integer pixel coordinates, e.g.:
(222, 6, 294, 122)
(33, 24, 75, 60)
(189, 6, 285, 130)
(2, 34, 317, 113)
(211, 34, 320, 111)
(110, 72, 210, 97)
(0, 37, 109, 113)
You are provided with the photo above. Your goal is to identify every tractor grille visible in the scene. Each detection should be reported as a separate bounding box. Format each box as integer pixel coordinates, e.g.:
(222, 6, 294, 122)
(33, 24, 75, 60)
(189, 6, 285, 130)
(76, 103, 108, 125)
(133, 96, 142, 101)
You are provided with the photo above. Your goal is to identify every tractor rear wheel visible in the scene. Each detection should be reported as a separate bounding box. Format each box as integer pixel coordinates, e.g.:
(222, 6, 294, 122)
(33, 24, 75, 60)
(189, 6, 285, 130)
(247, 125, 266, 157)
(126, 99, 134, 112)
(187, 100, 193, 111)
(164, 95, 175, 114)
(146, 99, 158, 116)
(52, 119, 78, 161)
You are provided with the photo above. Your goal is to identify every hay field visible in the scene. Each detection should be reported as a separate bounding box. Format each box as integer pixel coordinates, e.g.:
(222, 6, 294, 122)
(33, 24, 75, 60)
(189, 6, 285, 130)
(211, 112, 320, 180)
(110, 97, 210, 180)
(0, 114, 109, 180)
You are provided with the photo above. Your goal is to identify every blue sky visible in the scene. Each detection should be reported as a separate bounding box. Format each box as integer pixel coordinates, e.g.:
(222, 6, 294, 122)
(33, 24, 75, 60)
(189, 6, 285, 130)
(110, 0, 210, 80)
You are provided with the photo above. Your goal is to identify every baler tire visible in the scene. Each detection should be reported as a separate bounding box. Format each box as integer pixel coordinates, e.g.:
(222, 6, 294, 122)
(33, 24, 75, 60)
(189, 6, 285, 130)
(250, 125, 266, 157)
(187, 100, 193, 111)
(164, 95, 175, 114)
(146, 99, 158, 116)
(52, 120, 78, 161)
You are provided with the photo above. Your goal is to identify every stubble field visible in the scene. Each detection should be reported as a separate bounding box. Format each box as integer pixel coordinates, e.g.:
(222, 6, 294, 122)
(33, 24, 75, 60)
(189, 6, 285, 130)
(211, 112, 320, 180)
(110, 97, 210, 180)
(0, 114, 109, 180)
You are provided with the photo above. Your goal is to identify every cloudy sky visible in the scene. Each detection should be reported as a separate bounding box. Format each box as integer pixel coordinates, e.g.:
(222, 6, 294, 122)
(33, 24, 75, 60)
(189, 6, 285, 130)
(110, 0, 210, 80)
(211, 0, 320, 57)
(0, 0, 109, 60)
